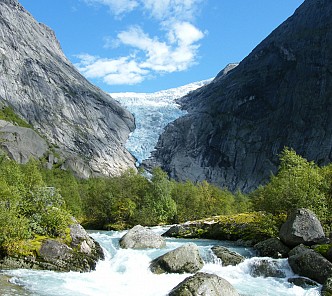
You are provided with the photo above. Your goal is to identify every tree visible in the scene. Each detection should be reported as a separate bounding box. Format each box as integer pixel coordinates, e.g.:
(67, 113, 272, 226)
(149, 167, 177, 223)
(251, 148, 328, 222)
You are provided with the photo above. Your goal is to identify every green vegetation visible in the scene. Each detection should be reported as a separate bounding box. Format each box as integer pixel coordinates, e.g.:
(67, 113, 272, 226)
(0, 106, 31, 128)
(1, 147, 331, 256)
(79, 167, 243, 229)
(0, 157, 72, 256)
(177, 212, 287, 242)
(251, 148, 331, 233)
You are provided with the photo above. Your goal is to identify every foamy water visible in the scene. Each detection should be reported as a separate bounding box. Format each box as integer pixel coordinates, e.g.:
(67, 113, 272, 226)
(1, 227, 322, 296)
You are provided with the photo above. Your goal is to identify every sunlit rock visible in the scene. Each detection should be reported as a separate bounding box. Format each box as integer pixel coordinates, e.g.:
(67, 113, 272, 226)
(150, 243, 203, 274)
(168, 272, 239, 296)
(119, 225, 166, 249)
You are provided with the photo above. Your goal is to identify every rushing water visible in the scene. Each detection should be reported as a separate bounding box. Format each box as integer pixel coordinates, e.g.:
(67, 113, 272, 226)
(0, 227, 322, 296)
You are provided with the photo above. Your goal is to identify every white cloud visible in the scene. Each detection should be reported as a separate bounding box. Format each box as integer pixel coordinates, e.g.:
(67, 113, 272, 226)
(75, 55, 148, 85)
(141, 0, 203, 22)
(84, 0, 138, 16)
(79, 0, 206, 86)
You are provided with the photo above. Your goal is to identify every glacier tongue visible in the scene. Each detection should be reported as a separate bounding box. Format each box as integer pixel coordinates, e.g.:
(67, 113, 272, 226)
(111, 79, 212, 164)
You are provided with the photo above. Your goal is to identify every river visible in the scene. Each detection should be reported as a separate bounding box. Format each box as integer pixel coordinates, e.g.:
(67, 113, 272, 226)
(0, 227, 321, 295)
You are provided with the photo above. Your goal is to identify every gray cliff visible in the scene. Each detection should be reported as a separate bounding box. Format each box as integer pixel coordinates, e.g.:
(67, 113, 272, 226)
(149, 0, 332, 192)
(0, 0, 136, 177)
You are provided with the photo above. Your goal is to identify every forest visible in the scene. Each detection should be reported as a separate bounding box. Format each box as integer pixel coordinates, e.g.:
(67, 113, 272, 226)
(0, 148, 331, 256)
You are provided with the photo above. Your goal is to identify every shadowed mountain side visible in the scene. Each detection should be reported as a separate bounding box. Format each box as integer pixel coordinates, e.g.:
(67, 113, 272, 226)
(148, 0, 332, 192)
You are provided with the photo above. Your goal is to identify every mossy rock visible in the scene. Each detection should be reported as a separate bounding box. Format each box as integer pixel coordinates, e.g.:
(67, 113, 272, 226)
(0, 224, 104, 272)
(163, 212, 286, 244)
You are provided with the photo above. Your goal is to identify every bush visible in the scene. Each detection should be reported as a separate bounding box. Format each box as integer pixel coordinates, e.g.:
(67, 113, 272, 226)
(251, 148, 329, 230)
(0, 157, 73, 255)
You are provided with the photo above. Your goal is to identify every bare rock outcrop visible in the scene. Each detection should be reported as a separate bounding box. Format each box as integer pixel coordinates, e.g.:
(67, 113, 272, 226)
(0, 120, 48, 163)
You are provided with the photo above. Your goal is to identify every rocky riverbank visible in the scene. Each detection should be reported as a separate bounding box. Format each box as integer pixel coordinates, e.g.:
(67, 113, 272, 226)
(0, 223, 104, 272)
(161, 208, 332, 295)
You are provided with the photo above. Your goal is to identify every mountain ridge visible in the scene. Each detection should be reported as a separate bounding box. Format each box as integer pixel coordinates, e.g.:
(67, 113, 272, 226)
(149, 0, 332, 192)
(0, 0, 136, 177)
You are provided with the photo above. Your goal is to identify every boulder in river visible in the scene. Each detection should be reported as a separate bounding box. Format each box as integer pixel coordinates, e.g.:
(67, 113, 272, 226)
(287, 277, 319, 289)
(211, 246, 245, 266)
(279, 208, 326, 247)
(168, 272, 239, 296)
(288, 244, 332, 284)
(119, 225, 166, 249)
(249, 259, 286, 278)
(254, 238, 290, 258)
(150, 243, 204, 274)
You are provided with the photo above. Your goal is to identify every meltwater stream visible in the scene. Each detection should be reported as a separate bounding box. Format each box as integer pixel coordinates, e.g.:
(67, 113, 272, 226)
(1, 227, 321, 296)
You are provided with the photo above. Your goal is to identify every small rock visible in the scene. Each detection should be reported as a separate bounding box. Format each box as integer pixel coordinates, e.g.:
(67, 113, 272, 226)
(288, 277, 319, 288)
(168, 272, 239, 296)
(249, 259, 286, 278)
(150, 243, 204, 274)
(163, 225, 189, 237)
(254, 238, 290, 258)
(211, 246, 245, 266)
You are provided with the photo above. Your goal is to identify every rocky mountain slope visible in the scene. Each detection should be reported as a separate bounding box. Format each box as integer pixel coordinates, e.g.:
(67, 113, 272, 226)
(150, 0, 332, 192)
(0, 0, 136, 177)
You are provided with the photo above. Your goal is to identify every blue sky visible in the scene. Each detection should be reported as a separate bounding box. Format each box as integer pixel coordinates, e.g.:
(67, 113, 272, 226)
(20, 0, 304, 93)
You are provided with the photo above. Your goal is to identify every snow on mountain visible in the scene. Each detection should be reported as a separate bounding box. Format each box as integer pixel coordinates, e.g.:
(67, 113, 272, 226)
(110, 79, 213, 164)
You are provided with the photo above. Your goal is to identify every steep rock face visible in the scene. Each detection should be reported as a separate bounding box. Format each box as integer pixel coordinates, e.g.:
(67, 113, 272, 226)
(0, 119, 48, 163)
(0, 0, 136, 177)
(151, 0, 332, 192)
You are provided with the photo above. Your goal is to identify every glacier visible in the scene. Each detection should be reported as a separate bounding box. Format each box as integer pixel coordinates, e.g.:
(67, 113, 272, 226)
(111, 79, 212, 164)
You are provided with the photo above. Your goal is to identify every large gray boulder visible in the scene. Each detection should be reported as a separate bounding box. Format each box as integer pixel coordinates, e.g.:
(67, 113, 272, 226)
(37, 224, 104, 272)
(0, 0, 136, 178)
(288, 245, 332, 284)
(211, 246, 245, 266)
(168, 272, 239, 296)
(279, 209, 326, 247)
(254, 238, 290, 258)
(150, 243, 204, 274)
(119, 225, 166, 249)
